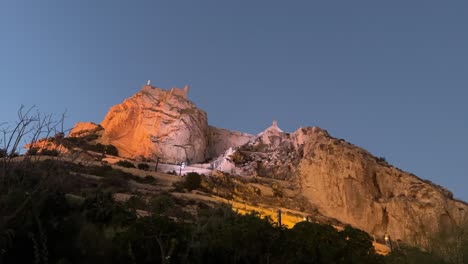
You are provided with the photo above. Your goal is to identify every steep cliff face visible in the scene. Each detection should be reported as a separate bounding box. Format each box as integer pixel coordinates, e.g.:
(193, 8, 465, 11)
(98, 85, 209, 163)
(69, 84, 253, 163)
(227, 124, 468, 247)
(296, 126, 468, 247)
(207, 126, 254, 158)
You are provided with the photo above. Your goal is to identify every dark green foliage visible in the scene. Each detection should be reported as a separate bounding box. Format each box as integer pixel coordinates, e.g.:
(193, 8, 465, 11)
(191, 206, 280, 264)
(40, 149, 59, 156)
(137, 163, 150, 171)
(340, 225, 382, 263)
(91, 143, 106, 153)
(124, 196, 147, 211)
(280, 221, 346, 263)
(150, 193, 175, 215)
(63, 137, 119, 156)
(104, 145, 119, 156)
(384, 244, 449, 264)
(0, 159, 454, 264)
(101, 170, 129, 191)
(26, 147, 38, 156)
(88, 164, 114, 177)
(85, 143, 118, 155)
(115, 160, 135, 168)
(184, 172, 202, 191)
(83, 164, 156, 187)
(81, 191, 134, 225)
(141, 175, 156, 184)
(0, 149, 19, 158)
(376, 156, 389, 166)
(0, 148, 6, 158)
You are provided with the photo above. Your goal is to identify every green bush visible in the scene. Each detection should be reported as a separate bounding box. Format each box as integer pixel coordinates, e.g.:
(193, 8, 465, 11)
(26, 147, 38, 156)
(116, 160, 135, 168)
(8, 152, 19, 158)
(63, 137, 119, 157)
(184, 172, 202, 191)
(141, 175, 156, 184)
(150, 194, 175, 215)
(385, 244, 449, 264)
(41, 149, 59, 156)
(101, 169, 129, 190)
(25, 148, 58, 156)
(125, 196, 147, 211)
(89, 143, 106, 153)
(0, 160, 439, 264)
(105, 144, 119, 156)
(137, 163, 150, 171)
(88, 165, 113, 176)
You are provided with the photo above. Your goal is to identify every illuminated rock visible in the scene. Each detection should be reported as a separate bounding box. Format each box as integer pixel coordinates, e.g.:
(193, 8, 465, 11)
(68, 122, 103, 138)
(229, 125, 468, 248)
(90, 84, 251, 163)
(98, 85, 208, 163)
(67, 82, 468, 249)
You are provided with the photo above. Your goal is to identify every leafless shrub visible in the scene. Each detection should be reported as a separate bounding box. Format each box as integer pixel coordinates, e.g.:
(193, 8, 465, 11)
(0, 106, 67, 231)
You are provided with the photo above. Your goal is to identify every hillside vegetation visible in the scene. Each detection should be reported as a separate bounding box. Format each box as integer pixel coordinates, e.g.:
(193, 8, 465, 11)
(0, 158, 457, 264)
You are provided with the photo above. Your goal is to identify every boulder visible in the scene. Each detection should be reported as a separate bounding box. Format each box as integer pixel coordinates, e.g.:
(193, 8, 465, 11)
(99, 85, 209, 163)
(68, 122, 103, 138)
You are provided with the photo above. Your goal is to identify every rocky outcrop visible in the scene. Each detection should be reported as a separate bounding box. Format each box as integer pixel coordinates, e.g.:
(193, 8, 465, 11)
(66, 82, 467, 249)
(69, 84, 259, 163)
(219, 121, 303, 180)
(227, 123, 468, 248)
(68, 122, 103, 138)
(98, 85, 209, 163)
(208, 126, 254, 159)
(295, 126, 468, 247)
(25, 133, 69, 155)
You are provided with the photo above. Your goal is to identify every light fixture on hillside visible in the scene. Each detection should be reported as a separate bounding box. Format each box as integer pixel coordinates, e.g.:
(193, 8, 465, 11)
(384, 233, 392, 252)
(179, 161, 186, 176)
(155, 157, 160, 172)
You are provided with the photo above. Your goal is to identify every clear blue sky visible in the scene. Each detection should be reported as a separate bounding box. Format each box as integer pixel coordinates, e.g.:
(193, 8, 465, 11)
(1, 1, 467, 201)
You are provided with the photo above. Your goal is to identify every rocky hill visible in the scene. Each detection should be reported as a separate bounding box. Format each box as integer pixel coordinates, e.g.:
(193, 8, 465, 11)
(221, 122, 468, 248)
(70, 84, 253, 163)
(66, 82, 467, 249)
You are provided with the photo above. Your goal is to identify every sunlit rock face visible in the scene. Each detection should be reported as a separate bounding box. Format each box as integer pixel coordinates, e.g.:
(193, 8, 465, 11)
(68, 122, 103, 138)
(69, 84, 258, 163)
(293, 127, 468, 247)
(25, 138, 69, 154)
(230, 124, 468, 248)
(99, 85, 209, 163)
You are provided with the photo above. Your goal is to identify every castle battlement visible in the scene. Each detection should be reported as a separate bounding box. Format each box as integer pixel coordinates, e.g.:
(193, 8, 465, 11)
(170, 85, 190, 99)
(143, 81, 190, 99)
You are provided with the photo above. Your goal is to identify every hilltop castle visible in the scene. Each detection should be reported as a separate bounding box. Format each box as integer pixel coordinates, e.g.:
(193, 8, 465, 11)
(144, 80, 190, 99)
